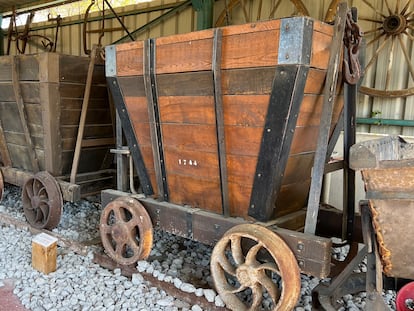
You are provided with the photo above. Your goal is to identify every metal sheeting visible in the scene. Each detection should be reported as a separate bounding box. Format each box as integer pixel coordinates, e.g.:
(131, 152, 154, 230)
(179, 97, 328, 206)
(2, 0, 414, 136)
(4, 0, 196, 55)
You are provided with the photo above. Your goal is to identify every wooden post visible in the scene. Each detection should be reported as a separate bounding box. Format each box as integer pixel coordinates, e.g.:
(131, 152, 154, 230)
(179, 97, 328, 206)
(32, 233, 58, 274)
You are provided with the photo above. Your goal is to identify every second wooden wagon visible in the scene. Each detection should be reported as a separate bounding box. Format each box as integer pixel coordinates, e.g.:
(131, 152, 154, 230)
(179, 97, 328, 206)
(0, 50, 115, 229)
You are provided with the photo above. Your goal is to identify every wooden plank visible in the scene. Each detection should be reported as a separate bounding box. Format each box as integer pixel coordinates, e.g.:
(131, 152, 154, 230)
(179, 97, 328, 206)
(221, 29, 279, 69)
(7, 144, 45, 171)
(60, 109, 112, 125)
(0, 119, 11, 166)
(81, 137, 115, 148)
(156, 72, 214, 96)
(225, 126, 262, 156)
(0, 55, 40, 81)
(156, 32, 214, 74)
(311, 30, 335, 70)
(116, 41, 144, 77)
(0, 82, 40, 103)
(70, 45, 98, 184)
(4, 132, 43, 148)
(222, 67, 275, 95)
(59, 55, 106, 84)
(212, 28, 229, 216)
(164, 146, 219, 178)
(275, 181, 311, 217)
(39, 80, 61, 175)
(11, 56, 39, 173)
(117, 76, 146, 97)
(59, 83, 107, 99)
(223, 95, 267, 126)
(161, 124, 218, 153)
(167, 174, 222, 213)
(60, 125, 114, 141)
(158, 96, 215, 124)
(60, 98, 109, 110)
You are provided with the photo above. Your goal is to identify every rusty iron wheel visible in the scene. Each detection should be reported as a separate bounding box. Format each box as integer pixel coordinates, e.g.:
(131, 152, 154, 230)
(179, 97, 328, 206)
(100, 197, 153, 265)
(215, 0, 309, 27)
(210, 224, 300, 311)
(0, 169, 4, 201)
(351, 0, 414, 97)
(22, 171, 63, 229)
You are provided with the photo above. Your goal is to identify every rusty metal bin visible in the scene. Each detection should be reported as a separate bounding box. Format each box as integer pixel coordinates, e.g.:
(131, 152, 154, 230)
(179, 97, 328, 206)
(350, 135, 414, 279)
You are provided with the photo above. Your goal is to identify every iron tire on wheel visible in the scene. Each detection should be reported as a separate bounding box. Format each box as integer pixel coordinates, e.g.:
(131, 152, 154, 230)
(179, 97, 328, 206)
(100, 197, 153, 265)
(211, 224, 301, 311)
(22, 171, 63, 229)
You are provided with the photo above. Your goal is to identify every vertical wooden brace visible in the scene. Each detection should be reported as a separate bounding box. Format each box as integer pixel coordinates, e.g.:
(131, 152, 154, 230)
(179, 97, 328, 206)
(11, 56, 39, 172)
(212, 28, 230, 217)
(70, 45, 98, 184)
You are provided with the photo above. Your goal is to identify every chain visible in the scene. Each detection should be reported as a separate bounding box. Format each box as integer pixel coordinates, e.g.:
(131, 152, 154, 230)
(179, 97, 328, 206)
(343, 10, 363, 85)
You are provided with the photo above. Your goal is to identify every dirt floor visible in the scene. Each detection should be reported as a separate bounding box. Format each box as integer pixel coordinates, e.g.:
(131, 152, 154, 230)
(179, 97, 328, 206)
(0, 279, 28, 311)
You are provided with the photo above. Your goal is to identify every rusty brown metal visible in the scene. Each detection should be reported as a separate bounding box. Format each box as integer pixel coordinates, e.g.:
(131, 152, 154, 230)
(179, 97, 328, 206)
(21, 171, 63, 230)
(210, 224, 300, 311)
(343, 9, 362, 85)
(100, 196, 153, 265)
(350, 136, 414, 280)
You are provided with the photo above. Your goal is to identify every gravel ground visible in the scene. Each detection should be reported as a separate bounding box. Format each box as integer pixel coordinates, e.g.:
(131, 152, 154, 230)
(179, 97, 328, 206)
(0, 184, 396, 310)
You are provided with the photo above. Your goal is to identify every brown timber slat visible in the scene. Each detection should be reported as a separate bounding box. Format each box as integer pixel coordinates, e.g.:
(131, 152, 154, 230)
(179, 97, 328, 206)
(11, 56, 39, 173)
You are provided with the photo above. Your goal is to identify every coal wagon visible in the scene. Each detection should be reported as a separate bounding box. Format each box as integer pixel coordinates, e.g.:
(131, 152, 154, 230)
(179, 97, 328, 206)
(0, 48, 115, 229)
(100, 3, 356, 310)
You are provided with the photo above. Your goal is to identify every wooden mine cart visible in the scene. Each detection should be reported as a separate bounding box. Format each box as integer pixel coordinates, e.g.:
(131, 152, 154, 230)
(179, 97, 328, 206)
(350, 135, 414, 310)
(0, 49, 115, 229)
(101, 3, 356, 310)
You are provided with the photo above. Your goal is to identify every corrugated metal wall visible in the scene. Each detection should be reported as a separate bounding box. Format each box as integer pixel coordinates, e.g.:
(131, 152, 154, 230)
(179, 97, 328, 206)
(3, 0, 413, 136)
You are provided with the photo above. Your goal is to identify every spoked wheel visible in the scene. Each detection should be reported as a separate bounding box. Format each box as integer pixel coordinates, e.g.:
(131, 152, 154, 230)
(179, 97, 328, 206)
(0, 169, 4, 201)
(100, 197, 153, 265)
(397, 281, 414, 311)
(211, 224, 301, 311)
(355, 0, 414, 97)
(22, 171, 63, 229)
(215, 0, 309, 27)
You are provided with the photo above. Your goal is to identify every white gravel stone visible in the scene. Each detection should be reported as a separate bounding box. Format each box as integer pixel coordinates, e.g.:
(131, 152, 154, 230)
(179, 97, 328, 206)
(173, 277, 183, 289)
(131, 273, 144, 285)
(214, 294, 225, 307)
(191, 305, 203, 311)
(195, 288, 204, 297)
(203, 288, 216, 302)
(180, 282, 196, 293)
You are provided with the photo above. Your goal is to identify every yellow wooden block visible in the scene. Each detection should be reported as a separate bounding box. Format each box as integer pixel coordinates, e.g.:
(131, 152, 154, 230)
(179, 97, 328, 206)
(32, 233, 58, 274)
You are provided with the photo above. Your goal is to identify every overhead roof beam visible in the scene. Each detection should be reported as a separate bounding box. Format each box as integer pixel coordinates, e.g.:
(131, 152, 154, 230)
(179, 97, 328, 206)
(2, 0, 81, 17)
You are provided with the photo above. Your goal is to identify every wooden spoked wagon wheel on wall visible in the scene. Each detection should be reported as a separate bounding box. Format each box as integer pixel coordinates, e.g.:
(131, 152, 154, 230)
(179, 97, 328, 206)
(210, 224, 301, 311)
(215, 0, 309, 26)
(22, 171, 63, 230)
(354, 0, 414, 98)
(100, 197, 153, 265)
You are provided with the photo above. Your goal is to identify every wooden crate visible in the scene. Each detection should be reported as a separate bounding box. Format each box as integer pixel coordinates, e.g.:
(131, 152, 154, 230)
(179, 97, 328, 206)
(0, 53, 113, 177)
(106, 17, 343, 222)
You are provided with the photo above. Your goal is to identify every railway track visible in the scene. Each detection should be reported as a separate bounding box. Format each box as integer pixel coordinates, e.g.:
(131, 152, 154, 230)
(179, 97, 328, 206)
(0, 210, 228, 311)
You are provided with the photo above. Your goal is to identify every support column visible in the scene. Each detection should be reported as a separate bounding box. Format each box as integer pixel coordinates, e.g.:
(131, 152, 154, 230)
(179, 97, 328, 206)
(192, 0, 214, 30)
